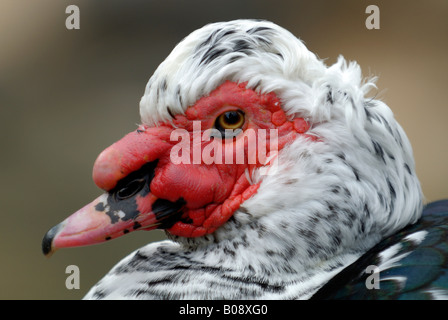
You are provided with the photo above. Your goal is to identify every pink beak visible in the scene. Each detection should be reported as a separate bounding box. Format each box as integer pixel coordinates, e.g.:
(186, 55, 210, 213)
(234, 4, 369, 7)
(42, 125, 185, 256)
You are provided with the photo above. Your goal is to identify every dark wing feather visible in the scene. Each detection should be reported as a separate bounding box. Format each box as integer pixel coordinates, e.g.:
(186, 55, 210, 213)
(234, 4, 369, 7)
(311, 200, 448, 300)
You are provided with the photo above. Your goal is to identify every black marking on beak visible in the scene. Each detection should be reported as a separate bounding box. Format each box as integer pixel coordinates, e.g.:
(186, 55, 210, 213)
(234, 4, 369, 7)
(133, 221, 142, 230)
(98, 161, 158, 224)
(93, 160, 185, 230)
(153, 198, 186, 229)
(42, 222, 64, 256)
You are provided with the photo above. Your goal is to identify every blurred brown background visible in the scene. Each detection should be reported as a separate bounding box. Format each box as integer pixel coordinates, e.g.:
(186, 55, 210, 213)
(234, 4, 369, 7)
(0, 0, 446, 299)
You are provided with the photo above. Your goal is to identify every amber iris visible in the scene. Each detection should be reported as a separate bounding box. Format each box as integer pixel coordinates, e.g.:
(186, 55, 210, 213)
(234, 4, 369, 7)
(214, 110, 245, 138)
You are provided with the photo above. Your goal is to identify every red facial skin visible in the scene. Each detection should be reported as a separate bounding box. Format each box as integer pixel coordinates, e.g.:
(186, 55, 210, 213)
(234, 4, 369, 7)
(44, 81, 317, 254)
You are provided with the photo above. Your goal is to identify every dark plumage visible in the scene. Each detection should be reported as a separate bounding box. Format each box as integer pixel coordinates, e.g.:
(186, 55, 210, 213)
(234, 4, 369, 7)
(313, 200, 448, 299)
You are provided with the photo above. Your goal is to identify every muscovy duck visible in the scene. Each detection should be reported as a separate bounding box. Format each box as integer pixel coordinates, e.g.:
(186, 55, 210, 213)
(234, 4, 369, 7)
(42, 19, 448, 299)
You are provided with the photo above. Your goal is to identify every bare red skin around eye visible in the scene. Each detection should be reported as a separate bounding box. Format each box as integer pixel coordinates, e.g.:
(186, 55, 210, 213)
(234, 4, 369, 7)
(92, 81, 317, 238)
(148, 81, 315, 237)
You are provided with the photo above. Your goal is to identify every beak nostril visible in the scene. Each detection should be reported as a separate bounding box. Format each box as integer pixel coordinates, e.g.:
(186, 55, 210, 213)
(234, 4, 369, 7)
(116, 178, 146, 200)
(110, 160, 158, 201)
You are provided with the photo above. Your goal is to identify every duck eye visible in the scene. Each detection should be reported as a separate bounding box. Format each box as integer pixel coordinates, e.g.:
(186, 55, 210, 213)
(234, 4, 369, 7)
(214, 110, 245, 137)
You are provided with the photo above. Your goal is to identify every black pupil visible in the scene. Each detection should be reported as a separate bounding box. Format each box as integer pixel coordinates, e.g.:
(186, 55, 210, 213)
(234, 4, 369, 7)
(116, 178, 145, 200)
(224, 111, 241, 124)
